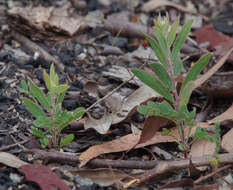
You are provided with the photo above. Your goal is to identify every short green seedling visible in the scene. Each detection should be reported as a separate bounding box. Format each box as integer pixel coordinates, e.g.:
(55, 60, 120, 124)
(132, 14, 219, 158)
(21, 64, 85, 149)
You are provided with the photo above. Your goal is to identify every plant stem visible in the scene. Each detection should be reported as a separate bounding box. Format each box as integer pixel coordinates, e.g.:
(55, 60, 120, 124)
(167, 57, 187, 158)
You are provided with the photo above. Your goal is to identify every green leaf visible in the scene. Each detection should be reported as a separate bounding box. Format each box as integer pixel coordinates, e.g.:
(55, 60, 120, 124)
(22, 97, 46, 119)
(178, 143, 185, 151)
(143, 32, 168, 68)
(154, 28, 168, 57)
(56, 111, 74, 132)
(21, 80, 28, 92)
(173, 57, 183, 76)
(182, 53, 212, 91)
(32, 128, 47, 139)
(33, 116, 53, 128)
(54, 84, 69, 94)
(43, 70, 51, 91)
(49, 64, 56, 91)
(54, 73, 59, 86)
(73, 107, 85, 119)
(149, 63, 173, 90)
(171, 19, 193, 61)
(28, 78, 50, 112)
(40, 137, 49, 148)
(179, 81, 195, 108)
(168, 17, 179, 47)
(132, 69, 174, 103)
(158, 101, 175, 117)
(194, 126, 215, 142)
(60, 134, 74, 146)
(55, 91, 65, 108)
(162, 128, 170, 136)
(137, 105, 149, 115)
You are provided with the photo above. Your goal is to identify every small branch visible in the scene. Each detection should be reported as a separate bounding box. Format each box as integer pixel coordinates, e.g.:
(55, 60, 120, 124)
(130, 153, 233, 186)
(0, 139, 29, 151)
(194, 164, 233, 184)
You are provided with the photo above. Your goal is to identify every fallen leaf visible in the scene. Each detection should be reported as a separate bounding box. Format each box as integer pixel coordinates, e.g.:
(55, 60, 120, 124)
(112, 85, 160, 124)
(189, 138, 216, 170)
(83, 81, 99, 98)
(84, 85, 160, 134)
(194, 24, 232, 48)
(209, 104, 233, 123)
(19, 164, 70, 190)
(79, 132, 174, 167)
(221, 128, 233, 153)
(70, 168, 130, 187)
(84, 112, 113, 134)
(79, 122, 210, 167)
(0, 152, 28, 168)
(137, 116, 169, 144)
(141, 0, 206, 20)
(194, 47, 233, 89)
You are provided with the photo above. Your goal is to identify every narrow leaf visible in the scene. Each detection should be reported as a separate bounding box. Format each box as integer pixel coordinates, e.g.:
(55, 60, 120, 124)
(55, 91, 66, 108)
(143, 32, 168, 68)
(60, 134, 74, 146)
(21, 80, 28, 92)
(171, 19, 193, 61)
(154, 28, 168, 57)
(22, 97, 46, 119)
(32, 128, 47, 139)
(28, 78, 50, 112)
(132, 69, 174, 103)
(168, 18, 179, 48)
(149, 63, 173, 90)
(43, 70, 51, 90)
(54, 84, 69, 94)
(73, 107, 85, 119)
(179, 81, 195, 108)
(173, 56, 183, 76)
(182, 53, 212, 91)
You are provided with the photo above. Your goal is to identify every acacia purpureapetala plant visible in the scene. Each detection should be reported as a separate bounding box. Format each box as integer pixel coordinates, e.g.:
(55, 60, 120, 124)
(21, 64, 85, 149)
(131, 14, 220, 158)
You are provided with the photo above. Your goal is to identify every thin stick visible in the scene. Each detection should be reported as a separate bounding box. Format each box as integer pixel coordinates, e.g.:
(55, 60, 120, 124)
(0, 139, 29, 151)
(85, 61, 147, 112)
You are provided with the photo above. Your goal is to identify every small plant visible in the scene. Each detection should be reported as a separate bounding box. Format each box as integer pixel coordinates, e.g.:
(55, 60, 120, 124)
(131, 14, 215, 158)
(20, 64, 85, 149)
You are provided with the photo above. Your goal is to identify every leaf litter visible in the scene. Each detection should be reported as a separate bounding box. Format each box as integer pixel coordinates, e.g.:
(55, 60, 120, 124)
(3, 0, 233, 189)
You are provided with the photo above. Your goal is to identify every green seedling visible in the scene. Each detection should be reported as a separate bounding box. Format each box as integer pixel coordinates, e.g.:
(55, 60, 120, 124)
(20, 64, 85, 149)
(131, 13, 219, 158)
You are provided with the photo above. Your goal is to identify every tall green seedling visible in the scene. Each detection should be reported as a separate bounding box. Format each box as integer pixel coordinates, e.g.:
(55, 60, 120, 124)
(20, 64, 85, 149)
(131, 14, 217, 158)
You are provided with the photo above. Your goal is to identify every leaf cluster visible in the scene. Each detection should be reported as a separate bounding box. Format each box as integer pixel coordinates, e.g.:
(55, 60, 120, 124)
(21, 64, 84, 148)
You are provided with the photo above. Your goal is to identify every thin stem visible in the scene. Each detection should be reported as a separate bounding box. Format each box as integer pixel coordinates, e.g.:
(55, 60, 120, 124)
(167, 57, 187, 158)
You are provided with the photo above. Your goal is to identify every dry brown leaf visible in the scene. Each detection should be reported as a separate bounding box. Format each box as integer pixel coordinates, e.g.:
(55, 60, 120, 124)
(221, 128, 233, 153)
(141, 0, 207, 20)
(79, 122, 210, 167)
(0, 152, 28, 168)
(194, 47, 233, 89)
(189, 138, 216, 170)
(112, 85, 160, 124)
(70, 168, 130, 187)
(209, 104, 233, 123)
(83, 81, 99, 98)
(79, 132, 175, 167)
(84, 112, 113, 134)
(137, 116, 169, 144)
